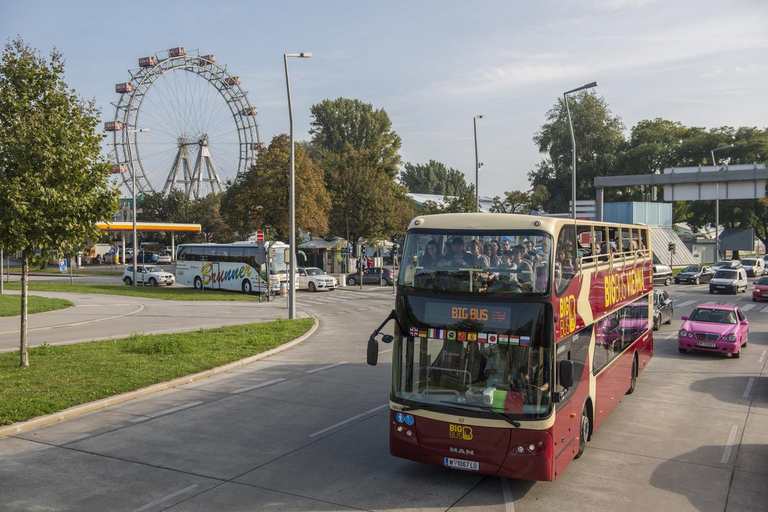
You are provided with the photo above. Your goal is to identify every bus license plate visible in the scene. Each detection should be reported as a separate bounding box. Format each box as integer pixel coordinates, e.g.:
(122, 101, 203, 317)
(444, 457, 479, 471)
(697, 342, 717, 348)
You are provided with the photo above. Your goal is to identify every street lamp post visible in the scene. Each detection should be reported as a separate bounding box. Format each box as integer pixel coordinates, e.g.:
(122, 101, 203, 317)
(473, 115, 483, 213)
(563, 81, 597, 219)
(284, 52, 312, 320)
(127, 128, 149, 287)
(711, 144, 733, 261)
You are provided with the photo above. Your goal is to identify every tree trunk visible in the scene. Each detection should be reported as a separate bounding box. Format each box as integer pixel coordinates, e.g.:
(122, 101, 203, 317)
(20, 251, 29, 367)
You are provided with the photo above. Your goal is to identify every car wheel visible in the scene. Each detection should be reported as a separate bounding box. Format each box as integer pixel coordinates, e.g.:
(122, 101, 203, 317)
(575, 405, 590, 459)
(194, 276, 203, 290)
(665, 277, 672, 286)
(381, 278, 388, 286)
(709, 289, 714, 294)
(627, 359, 637, 395)
(753, 297, 757, 302)
(678, 347, 687, 353)
(742, 335, 748, 348)
(732, 347, 741, 358)
(694, 277, 700, 285)
(346, 277, 356, 286)
(148, 278, 158, 287)
(653, 316, 659, 331)
(665, 308, 673, 325)
(308, 281, 317, 292)
(123, 276, 132, 286)
(242, 280, 252, 294)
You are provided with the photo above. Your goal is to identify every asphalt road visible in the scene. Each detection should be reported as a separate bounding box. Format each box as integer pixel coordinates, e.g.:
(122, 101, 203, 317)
(0, 282, 765, 511)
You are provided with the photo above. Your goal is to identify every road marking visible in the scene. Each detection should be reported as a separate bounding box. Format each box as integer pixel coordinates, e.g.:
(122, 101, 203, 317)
(743, 378, 755, 398)
(380, 348, 393, 354)
(721, 425, 738, 463)
(231, 378, 286, 394)
(306, 362, 347, 374)
(676, 300, 697, 308)
(740, 304, 756, 312)
(129, 401, 203, 423)
(309, 404, 388, 438)
(132, 484, 198, 512)
(664, 333, 678, 340)
(501, 478, 515, 512)
(759, 350, 767, 364)
(0, 303, 144, 335)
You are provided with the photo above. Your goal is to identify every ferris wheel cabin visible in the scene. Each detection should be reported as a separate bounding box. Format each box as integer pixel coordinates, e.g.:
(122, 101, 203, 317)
(168, 47, 186, 58)
(138, 56, 158, 67)
(241, 107, 259, 116)
(224, 76, 241, 87)
(104, 121, 123, 131)
(112, 163, 129, 174)
(115, 82, 134, 93)
(198, 54, 216, 65)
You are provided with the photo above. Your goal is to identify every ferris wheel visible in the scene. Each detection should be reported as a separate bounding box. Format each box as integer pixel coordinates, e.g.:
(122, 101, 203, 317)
(106, 47, 263, 199)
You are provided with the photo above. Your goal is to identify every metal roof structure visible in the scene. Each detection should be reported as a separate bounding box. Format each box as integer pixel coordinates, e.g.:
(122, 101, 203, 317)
(651, 226, 697, 267)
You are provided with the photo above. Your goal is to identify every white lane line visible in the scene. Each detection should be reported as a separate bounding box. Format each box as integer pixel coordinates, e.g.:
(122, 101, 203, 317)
(306, 362, 347, 374)
(309, 404, 388, 438)
(664, 333, 678, 340)
(501, 478, 515, 512)
(758, 350, 767, 364)
(0, 303, 145, 335)
(676, 300, 697, 308)
(760, 306, 768, 313)
(380, 349, 393, 354)
(721, 425, 739, 464)
(132, 484, 198, 512)
(129, 401, 203, 423)
(740, 304, 756, 312)
(743, 378, 755, 398)
(230, 378, 286, 394)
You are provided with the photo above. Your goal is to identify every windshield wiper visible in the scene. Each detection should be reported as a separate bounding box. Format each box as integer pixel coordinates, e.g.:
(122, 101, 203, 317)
(399, 401, 521, 427)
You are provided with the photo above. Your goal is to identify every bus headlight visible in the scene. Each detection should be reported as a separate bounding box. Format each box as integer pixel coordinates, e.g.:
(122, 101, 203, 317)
(527, 443, 536, 453)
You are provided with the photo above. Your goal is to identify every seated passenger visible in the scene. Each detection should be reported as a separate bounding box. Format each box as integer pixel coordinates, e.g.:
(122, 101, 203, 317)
(419, 240, 440, 267)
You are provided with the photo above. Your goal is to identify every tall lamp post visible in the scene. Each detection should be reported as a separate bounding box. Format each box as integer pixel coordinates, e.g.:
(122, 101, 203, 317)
(563, 81, 597, 219)
(473, 115, 483, 212)
(284, 52, 312, 320)
(711, 143, 733, 261)
(127, 128, 149, 287)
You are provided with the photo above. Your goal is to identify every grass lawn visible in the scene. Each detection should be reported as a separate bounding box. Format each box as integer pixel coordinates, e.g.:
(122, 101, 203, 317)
(0, 294, 73, 317)
(3, 282, 259, 301)
(0, 318, 314, 425)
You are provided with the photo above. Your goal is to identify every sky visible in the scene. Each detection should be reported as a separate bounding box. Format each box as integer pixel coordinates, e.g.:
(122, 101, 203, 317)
(2, 0, 767, 199)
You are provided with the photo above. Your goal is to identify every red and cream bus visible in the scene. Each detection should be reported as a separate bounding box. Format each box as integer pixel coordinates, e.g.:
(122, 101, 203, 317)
(367, 213, 653, 481)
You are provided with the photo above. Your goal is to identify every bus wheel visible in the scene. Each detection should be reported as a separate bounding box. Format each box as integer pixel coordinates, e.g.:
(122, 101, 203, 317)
(194, 277, 203, 290)
(576, 405, 590, 459)
(242, 280, 252, 294)
(627, 358, 637, 395)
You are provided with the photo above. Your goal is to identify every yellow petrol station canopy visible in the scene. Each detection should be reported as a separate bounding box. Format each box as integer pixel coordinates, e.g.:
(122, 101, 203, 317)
(96, 222, 201, 232)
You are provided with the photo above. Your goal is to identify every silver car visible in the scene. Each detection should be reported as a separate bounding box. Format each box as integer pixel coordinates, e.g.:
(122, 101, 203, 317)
(122, 265, 175, 286)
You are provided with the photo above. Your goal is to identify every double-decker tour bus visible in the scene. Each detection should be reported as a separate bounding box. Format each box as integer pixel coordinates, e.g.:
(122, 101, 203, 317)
(175, 241, 299, 294)
(367, 213, 653, 481)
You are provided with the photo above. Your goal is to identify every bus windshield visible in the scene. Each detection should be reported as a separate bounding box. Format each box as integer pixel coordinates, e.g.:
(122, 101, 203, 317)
(270, 247, 288, 273)
(394, 298, 552, 419)
(399, 230, 553, 295)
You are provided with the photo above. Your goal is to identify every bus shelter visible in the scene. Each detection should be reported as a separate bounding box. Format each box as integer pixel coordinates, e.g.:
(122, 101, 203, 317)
(95, 222, 202, 263)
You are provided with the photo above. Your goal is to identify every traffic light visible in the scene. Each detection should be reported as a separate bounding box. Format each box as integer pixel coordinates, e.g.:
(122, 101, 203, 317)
(360, 242, 366, 257)
(392, 243, 398, 254)
(668, 242, 676, 252)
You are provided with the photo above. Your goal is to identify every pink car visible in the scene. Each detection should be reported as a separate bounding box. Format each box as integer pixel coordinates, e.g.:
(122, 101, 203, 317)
(678, 304, 748, 358)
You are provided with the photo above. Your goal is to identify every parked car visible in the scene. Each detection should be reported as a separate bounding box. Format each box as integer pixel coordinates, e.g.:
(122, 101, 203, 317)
(674, 265, 713, 285)
(709, 268, 749, 295)
(752, 276, 768, 302)
(135, 252, 158, 264)
(298, 267, 337, 292)
(346, 267, 394, 286)
(122, 265, 175, 286)
(678, 304, 748, 358)
(652, 264, 673, 286)
(652, 289, 674, 330)
(156, 252, 173, 264)
(712, 260, 742, 270)
(739, 258, 764, 277)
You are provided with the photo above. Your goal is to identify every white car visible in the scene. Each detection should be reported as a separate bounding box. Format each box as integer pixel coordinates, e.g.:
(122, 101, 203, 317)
(298, 267, 337, 292)
(122, 265, 175, 286)
(739, 258, 764, 277)
(156, 252, 172, 264)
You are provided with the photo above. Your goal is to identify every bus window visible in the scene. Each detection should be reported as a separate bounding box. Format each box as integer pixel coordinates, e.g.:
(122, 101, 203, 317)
(230, 247, 244, 263)
(243, 247, 259, 268)
(554, 326, 591, 402)
(203, 247, 216, 261)
(555, 225, 576, 296)
(186, 247, 203, 261)
(177, 247, 188, 261)
(215, 247, 231, 262)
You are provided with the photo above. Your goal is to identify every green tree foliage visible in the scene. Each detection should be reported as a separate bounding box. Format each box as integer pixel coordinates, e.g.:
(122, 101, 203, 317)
(222, 134, 331, 241)
(140, 190, 235, 244)
(400, 160, 470, 195)
(0, 38, 120, 366)
(528, 93, 625, 213)
(418, 184, 477, 215)
(310, 97, 401, 178)
(489, 185, 550, 214)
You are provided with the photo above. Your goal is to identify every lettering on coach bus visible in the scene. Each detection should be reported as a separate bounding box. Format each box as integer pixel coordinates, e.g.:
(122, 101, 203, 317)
(604, 267, 646, 308)
(201, 262, 252, 285)
(449, 424, 473, 441)
(558, 295, 578, 337)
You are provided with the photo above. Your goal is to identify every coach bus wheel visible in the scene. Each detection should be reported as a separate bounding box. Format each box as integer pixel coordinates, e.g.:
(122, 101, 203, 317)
(242, 280, 252, 294)
(194, 276, 203, 290)
(627, 359, 637, 395)
(576, 406, 590, 459)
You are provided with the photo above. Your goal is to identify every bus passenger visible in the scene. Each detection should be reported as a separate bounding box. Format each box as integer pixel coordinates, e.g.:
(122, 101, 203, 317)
(468, 239, 489, 268)
(489, 240, 501, 267)
(420, 240, 440, 267)
(437, 237, 473, 268)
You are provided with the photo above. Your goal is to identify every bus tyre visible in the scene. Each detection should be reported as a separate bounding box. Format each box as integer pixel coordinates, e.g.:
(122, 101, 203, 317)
(194, 276, 203, 290)
(124, 277, 132, 286)
(576, 406, 589, 459)
(627, 359, 637, 395)
(149, 278, 158, 287)
(242, 280, 252, 294)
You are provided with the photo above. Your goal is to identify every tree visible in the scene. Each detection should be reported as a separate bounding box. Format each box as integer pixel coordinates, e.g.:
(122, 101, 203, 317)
(400, 160, 470, 195)
(187, 192, 236, 243)
(0, 39, 120, 366)
(309, 97, 401, 177)
(489, 185, 550, 214)
(528, 93, 625, 214)
(222, 134, 331, 241)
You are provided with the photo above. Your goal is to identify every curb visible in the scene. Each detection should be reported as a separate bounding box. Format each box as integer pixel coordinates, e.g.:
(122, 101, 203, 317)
(0, 310, 319, 439)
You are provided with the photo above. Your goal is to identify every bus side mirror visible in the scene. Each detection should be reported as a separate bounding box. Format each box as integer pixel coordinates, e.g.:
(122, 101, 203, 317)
(558, 360, 574, 389)
(367, 336, 378, 366)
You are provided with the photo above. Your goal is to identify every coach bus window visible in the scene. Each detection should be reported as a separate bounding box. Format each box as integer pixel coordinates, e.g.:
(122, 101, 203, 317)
(215, 247, 231, 262)
(203, 247, 216, 261)
(186, 247, 203, 261)
(177, 247, 188, 261)
(229, 247, 244, 263)
(554, 326, 591, 403)
(243, 247, 259, 268)
(593, 296, 648, 373)
(555, 225, 577, 296)
(399, 230, 553, 296)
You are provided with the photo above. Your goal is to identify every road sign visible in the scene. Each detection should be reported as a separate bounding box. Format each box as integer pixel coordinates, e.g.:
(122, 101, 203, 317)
(256, 230, 264, 241)
(59, 258, 67, 273)
(109, 247, 115, 254)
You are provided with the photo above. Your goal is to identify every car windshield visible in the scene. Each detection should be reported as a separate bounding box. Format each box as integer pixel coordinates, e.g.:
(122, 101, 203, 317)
(683, 266, 701, 273)
(714, 261, 730, 267)
(741, 259, 757, 266)
(714, 270, 737, 279)
(145, 266, 162, 273)
(757, 277, 768, 285)
(689, 308, 737, 324)
(305, 268, 325, 276)
(399, 229, 553, 295)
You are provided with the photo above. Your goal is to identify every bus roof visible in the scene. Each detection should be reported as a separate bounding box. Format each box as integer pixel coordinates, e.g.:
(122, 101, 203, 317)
(407, 213, 646, 232)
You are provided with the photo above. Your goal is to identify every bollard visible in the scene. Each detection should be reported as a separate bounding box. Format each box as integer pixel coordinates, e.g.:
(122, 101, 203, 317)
(279, 281, 288, 297)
